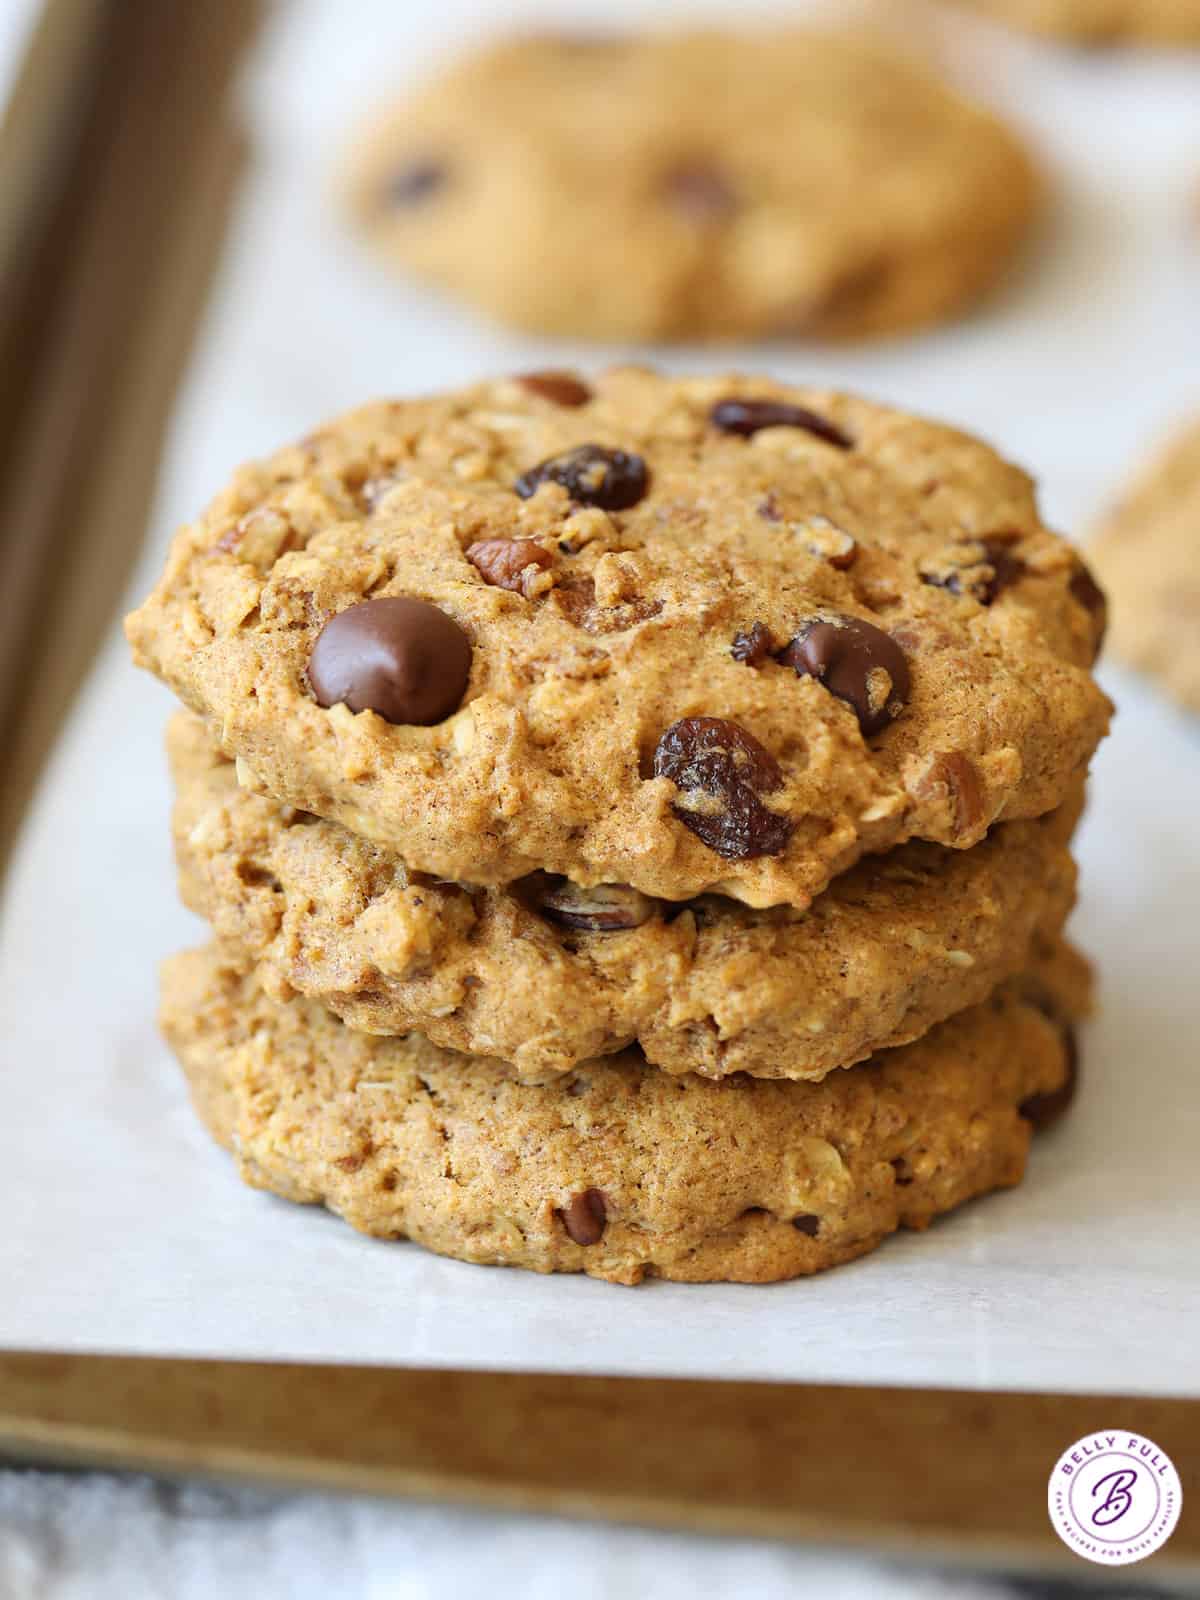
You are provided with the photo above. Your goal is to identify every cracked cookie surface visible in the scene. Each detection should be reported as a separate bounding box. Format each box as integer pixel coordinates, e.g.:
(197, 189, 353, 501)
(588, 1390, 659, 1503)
(1089, 415, 1200, 712)
(162, 939, 1089, 1286)
(171, 712, 1080, 1081)
(127, 370, 1109, 908)
(343, 29, 1040, 340)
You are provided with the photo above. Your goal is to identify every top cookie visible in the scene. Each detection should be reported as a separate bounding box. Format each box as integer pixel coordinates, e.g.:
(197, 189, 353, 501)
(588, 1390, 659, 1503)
(1088, 414, 1200, 711)
(959, 0, 1200, 44)
(343, 29, 1040, 341)
(126, 369, 1110, 909)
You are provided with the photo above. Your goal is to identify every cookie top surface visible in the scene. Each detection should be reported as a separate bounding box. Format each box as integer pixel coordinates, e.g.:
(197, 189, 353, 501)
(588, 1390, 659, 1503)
(162, 939, 1086, 1285)
(1089, 415, 1200, 710)
(171, 712, 1080, 1081)
(343, 29, 1040, 341)
(961, 0, 1200, 42)
(127, 370, 1110, 908)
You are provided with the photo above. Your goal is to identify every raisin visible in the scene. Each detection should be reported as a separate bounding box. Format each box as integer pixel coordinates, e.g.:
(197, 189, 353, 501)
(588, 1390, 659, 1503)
(653, 716, 793, 861)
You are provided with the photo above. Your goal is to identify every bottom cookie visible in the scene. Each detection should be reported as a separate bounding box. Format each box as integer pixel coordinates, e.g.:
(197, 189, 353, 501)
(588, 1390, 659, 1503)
(161, 941, 1089, 1286)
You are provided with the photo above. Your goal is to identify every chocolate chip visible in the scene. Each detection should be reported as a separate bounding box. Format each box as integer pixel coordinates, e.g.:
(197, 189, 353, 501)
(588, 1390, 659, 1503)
(517, 371, 592, 407)
(466, 538, 553, 596)
(1020, 1030, 1079, 1131)
(307, 597, 471, 726)
(383, 160, 446, 208)
(792, 1213, 820, 1237)
(780, 614, 910, 737)
(710, 398, 852, 451)
(532, 877, 660, 932)
(662, 162, 738, 223)
(921, 538, 1025, 606)
(1069, 565, 1107, 660)
(559, 1188, 607, 1246)
(653, 716, 793, 861)
(731, 621, 774, 666)
(515, 444, 648, 511)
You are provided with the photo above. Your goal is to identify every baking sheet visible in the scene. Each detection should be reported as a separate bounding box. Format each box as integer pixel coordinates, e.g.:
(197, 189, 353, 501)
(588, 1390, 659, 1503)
(2, 0, 1198, 1392)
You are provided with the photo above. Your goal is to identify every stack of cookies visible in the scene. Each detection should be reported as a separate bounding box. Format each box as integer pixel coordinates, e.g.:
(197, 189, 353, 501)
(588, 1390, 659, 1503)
(126, 369, 1110, 1285)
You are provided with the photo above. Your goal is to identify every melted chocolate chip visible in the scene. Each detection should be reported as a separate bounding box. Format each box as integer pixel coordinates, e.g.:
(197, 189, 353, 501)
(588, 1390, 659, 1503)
(383, 160, 446, 208)
(792, 1214, 821, 1237)
(517, 371, 592, 407)
(307, 597, 471, 726)
(515, 444, 648, 511)
(710, 398, 852, 451)
(653, 716, 793, 861)
(1020, 1030, 1079, 1131)
(466, 538, 553, 595)
(559, 1188, 607, 1246)
(662, 162, 738, 223)
(731, 621, 774, 666)
(780, 614, 910, 737)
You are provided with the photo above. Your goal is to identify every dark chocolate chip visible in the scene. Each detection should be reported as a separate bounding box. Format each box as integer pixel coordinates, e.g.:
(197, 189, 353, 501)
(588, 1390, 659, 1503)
(515, 444, 648, 511)
(559, 1188, 607, 1246)
(1020, 1029, 1079, 1131)
(307, 597, 471, 726)
(466, 538, 553, 595)
(710, 398, 852, 451)
(731, 621, 774, 666)
(383, 160, 446, 208)
(653, 716, 793, 861)
(517, 371, 592, 407)
(792, 1213, 821, 1237)
(780, 614, 910, 737)
(662, 162, 738, 223)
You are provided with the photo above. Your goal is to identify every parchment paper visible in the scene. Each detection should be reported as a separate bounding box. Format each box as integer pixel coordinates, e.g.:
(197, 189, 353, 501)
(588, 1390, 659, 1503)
(2, 0, 1198, 1393)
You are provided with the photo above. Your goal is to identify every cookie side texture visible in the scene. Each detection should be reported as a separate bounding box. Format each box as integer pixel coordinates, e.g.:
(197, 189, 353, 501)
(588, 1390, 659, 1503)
(343, 29, 1040, 341)
(161, 939, 1090, 1286)
(1089, 416, 1200, 711)
(127, 371, 1110, 908)
(170, 711, 1081, 1081)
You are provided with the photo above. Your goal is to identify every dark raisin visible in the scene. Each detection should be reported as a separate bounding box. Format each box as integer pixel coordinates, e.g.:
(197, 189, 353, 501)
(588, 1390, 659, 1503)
(710, 398, 851, 450)
(653, 716, 793, 861)
(920, 537, 1025, 606)
(514, 444, 648, 511)
(731, 622, 774, 666)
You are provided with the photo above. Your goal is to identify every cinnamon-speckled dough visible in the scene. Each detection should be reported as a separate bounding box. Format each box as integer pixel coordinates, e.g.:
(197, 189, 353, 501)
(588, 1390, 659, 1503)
(343, 30, 1040, 341)
(959, 0, 1200, 43)
(162, 940, 1089, 1285)
(1089, 415, 1200, 711)
(170, 711, 1080, 1081)
(126, 371, 1110, 910)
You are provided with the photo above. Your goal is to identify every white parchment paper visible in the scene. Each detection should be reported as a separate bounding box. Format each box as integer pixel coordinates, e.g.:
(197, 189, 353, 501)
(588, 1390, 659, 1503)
(2, 0, 1198, 1394)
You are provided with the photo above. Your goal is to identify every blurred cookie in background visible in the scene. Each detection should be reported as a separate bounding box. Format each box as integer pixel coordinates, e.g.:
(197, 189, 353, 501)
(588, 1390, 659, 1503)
(1089, 415, 1200, 711)
(342, 29, 1041, 342)
(955, 0, 1200, 45)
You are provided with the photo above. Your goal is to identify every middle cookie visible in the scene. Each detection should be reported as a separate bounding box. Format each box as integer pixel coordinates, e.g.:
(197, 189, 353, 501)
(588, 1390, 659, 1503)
(172, 713, 1079, 1083)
